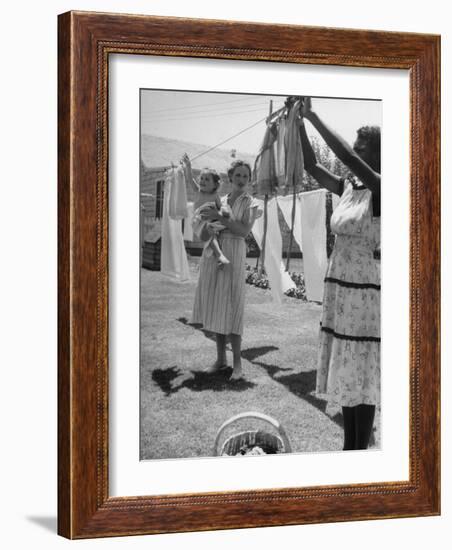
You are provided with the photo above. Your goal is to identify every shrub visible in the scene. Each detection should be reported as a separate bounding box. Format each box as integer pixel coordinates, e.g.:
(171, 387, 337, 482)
(245, 264, 307, 300)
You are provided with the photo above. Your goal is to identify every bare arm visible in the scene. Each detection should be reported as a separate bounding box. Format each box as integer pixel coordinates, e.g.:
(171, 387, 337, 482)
(202, 207, 254, 238)
(215, 195, 222, 210)
(181, 153, 200, 193)
(219, 216, 253, 238)
(299, 120, 344, 195)
(303, 99, 380, 195)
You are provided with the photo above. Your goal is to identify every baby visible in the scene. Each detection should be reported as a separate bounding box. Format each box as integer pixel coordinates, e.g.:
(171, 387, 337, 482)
(182, 154, 230, 267)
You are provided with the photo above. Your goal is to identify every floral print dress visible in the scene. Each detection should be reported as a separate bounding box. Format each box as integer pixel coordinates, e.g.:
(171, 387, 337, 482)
(316, 177, 380, 408)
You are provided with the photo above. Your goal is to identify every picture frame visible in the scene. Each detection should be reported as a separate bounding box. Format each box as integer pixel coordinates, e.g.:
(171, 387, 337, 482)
(58, 10, 440, 539)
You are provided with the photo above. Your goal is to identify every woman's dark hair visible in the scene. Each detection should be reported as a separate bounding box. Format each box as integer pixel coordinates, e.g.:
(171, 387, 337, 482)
(201, 168, 221, 191)
(227, 159, 252, 181)
(356, 125, 381, 172)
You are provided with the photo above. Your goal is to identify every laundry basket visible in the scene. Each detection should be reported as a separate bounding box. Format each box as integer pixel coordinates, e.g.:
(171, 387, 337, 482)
(213, 412, 292, 456)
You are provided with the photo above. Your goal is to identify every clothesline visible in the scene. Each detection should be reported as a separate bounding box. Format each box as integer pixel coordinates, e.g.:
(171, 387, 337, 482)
(144, 104, 272, 122)
(142, 99, 298, 174)
(144, 96, 273, 116)
(189, 99, 303, 165)
(139, 114, 269, 180)
(190, 102, 291, 162)
(190, 115, 268, 162)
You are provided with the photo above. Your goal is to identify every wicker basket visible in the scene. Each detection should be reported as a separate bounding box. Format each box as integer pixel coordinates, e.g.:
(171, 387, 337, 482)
(214, 412, 291, 456)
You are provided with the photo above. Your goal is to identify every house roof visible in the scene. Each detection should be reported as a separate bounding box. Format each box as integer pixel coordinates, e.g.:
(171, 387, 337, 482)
(141, 134, 255, 174)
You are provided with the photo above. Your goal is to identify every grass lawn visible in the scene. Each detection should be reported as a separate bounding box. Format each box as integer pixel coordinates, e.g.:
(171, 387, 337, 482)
(140, 257, 379, 459)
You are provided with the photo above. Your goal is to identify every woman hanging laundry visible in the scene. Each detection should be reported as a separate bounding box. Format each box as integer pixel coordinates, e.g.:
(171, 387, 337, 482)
(299, 97, 381, 451)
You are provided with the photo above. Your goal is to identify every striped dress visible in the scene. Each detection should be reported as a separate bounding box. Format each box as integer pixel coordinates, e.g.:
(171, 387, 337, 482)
(316, 177, 380, 408)
(191, 193, 257, 336)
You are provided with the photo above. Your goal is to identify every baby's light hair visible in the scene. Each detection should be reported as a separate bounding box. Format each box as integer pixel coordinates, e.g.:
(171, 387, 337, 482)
(200, 168, 221, 191)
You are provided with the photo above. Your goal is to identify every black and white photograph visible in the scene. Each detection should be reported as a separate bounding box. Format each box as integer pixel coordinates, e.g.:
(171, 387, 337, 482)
(140, 90, 381, 460)
(1, 0, 445, 543)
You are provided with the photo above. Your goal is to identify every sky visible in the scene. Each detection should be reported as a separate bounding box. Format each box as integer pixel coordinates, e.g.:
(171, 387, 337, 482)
(141, 89, 382, 158)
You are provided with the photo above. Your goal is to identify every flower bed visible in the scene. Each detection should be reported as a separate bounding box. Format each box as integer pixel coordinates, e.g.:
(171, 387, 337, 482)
(245, 264, 307, 300)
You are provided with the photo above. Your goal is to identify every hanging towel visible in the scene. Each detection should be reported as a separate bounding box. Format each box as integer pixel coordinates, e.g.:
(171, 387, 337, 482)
(183, 201, 194, 241)
(332, 192, 340, 211)
(161, 168, 190, 282)
(275, 116, 287, 189)
(254, 122, 278, 195)
(284, 100, 304, 192)
(276, 193, 303, 252)
(300, 189, 327, 302)
(252, 198, 296, 303)
(168, 165, 188, 220)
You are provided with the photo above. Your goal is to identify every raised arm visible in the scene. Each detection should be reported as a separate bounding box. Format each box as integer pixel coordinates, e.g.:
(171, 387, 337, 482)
(299, 119, 344, 195)
(181, 153, 199, 193)
(302, 98, 380, 195)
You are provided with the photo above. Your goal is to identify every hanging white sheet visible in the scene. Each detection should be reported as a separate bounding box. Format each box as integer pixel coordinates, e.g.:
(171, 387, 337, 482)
(299, 189, 327, 302)
(183, 201, 194, 241)
(168, 165, 188, 220)
(332, 191, 340, 211)
(252, 197, 295, 303)
(161, 168, 190, 282)
(276, 194, 303, 253)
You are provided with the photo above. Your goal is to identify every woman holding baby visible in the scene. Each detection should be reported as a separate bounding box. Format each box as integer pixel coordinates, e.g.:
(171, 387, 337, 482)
(183, 157, 260, 381)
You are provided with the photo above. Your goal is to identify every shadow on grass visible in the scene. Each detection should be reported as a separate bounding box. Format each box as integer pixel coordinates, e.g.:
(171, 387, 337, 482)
(151, 366, 181, 396)
(177, 317, 216, 342)
(157, 320, 344, 427)
(252, 361, 343, 428)
(177, 317, 280, 363)
(150, 328, 276, 396)
(152, 366, 255, 395)
(241, 345, 279, 362)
